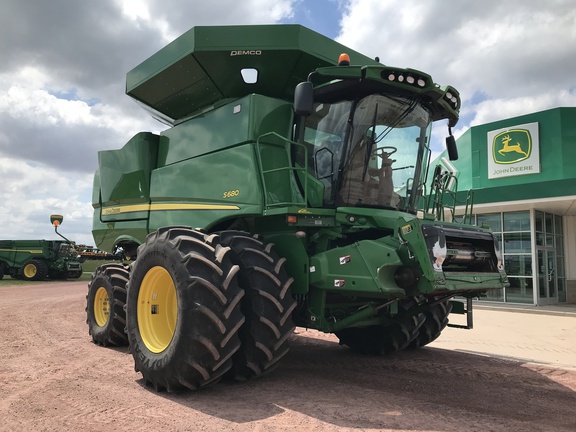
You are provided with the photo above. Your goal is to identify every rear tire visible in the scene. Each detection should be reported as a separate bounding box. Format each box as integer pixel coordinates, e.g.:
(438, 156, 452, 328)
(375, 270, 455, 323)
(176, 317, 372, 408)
(86, 263, 130, 346)
(21, 259, 48, 281)
(219, 231, 296, 381)
(126, 227, 245, 391)
(409, 298, 453, 349)
(336, 298, 424, 355)
(68, 267, 83, 279)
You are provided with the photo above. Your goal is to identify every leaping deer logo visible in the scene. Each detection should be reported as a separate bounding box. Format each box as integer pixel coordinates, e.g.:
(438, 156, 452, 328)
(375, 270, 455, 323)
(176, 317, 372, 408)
(499, 134, 528, 157)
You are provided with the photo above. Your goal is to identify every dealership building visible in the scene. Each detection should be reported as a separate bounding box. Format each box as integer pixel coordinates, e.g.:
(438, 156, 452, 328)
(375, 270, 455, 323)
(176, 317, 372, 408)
(435, 107, 576, 305)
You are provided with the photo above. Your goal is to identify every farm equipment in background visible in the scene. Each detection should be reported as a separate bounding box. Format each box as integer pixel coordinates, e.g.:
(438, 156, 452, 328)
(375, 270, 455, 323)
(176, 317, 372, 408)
(0, 215, 83, 281)
(74, 245, 119, 262)
(86, 25, 508, 391)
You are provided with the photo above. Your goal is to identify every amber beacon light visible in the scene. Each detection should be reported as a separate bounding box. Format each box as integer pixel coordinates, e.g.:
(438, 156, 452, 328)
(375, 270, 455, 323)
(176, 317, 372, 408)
(338, 53, 350, 66)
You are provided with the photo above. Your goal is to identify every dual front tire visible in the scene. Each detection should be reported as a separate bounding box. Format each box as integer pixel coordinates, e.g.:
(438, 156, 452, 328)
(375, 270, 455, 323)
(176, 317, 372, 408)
(126, 227, 246, 391)
(218, 231, 296, 381)
(86, 227, 295, 392)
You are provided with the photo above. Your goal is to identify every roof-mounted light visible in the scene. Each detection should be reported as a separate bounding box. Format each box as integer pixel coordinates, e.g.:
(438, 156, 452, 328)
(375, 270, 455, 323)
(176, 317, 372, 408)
(382, 70, 429, 89)
(338, 53, 350, 66)
(444, 90, 460, 108)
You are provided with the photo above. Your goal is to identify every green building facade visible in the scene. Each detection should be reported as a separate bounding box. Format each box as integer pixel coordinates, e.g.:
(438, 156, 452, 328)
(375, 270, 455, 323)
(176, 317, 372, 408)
(436, 107, 576, 305)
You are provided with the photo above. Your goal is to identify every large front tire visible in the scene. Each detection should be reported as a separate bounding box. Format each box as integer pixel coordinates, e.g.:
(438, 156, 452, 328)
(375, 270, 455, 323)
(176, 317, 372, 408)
(126, 227, 245, 392)
(21, 259, 48, 281)
(219, 231, 296, 381)
(86, 263, 130, 346)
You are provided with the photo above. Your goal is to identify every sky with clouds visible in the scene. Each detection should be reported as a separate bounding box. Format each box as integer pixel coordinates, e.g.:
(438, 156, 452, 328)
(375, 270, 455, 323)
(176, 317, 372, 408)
(1, 0, 575, 246)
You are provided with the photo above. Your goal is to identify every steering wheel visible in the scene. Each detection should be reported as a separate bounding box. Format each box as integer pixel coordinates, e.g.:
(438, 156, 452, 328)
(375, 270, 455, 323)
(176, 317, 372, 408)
(373, 146, 397, 158)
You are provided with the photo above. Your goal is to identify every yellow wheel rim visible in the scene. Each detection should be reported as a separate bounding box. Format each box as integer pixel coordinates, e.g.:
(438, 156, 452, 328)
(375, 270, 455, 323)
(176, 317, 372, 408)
(94, 287, 110, 327)
(137, 266, 178, 353)
(23, 263, 37, 279)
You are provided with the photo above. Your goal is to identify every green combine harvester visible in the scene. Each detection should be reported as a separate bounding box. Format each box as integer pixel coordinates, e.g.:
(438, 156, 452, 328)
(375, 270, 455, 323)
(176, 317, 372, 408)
(0, 215, 83, 281)
(86, 25, 508, 391)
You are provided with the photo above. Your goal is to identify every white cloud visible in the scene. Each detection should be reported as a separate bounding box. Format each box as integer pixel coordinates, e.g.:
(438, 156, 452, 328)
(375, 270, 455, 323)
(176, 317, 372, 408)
(337, 0, 576, 151)
(0, 158, 94, 245)
(470, 90, 576, 126)
(338, 0, 576, 98)
(118, 0, 151, 21)
(0, 86, 93, 126)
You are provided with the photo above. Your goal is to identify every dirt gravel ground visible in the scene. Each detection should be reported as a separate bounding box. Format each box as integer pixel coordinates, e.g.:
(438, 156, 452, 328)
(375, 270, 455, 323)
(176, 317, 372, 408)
(1, 281, 575, 432)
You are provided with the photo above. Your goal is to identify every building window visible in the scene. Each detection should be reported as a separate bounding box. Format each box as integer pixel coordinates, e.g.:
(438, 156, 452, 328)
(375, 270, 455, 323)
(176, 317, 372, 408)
(477, 213, 504, 302)
(535, 211, 565, 302)
(556, 214, 566, 302)
(477, 211, 533, 304)
(502, 211, 533, 303)
(476, 210, 565, 305)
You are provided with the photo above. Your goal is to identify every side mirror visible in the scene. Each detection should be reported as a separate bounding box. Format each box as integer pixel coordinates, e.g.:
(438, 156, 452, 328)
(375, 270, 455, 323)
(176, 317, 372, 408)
(446, 134, 458, 161)
(294, 81, 313, 116)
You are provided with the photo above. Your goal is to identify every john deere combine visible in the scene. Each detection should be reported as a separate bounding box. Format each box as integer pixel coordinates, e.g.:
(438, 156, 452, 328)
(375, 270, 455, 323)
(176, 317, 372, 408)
(0, 215, 83, 281)
(86, 25, 507, 391)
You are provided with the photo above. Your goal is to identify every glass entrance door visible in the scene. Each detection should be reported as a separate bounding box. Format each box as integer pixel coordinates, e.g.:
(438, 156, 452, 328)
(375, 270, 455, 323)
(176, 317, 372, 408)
(537, 248, 558, 305)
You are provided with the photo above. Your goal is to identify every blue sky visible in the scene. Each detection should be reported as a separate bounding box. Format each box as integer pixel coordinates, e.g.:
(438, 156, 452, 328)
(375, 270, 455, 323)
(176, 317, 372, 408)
(1, 0, 575, 246)
(283, 0, 344, 38)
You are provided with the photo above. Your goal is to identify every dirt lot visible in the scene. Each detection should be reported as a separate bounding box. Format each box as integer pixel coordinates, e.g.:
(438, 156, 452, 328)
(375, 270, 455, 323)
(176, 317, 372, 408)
(1, 281, 575, 432)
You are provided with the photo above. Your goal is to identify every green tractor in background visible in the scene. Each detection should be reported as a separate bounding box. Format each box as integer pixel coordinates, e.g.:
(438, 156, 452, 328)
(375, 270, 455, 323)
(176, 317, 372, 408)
(0, 215, 83, 281)
(86, 25, 508, 391)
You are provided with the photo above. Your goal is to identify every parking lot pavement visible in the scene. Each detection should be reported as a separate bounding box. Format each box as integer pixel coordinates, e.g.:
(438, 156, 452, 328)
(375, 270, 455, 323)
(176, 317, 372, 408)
(430, 303, 576, 371)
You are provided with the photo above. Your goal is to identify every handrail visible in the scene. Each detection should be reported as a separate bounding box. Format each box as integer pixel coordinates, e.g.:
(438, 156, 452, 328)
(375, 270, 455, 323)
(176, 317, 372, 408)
(424, 168, 474, 224)
(255, 132, 309, 209)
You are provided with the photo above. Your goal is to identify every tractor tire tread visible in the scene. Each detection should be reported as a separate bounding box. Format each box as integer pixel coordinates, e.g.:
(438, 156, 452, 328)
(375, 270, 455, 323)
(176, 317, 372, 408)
(126, 227, 245, 392)
(409, 298, 453, 349)
(218, 230, 296, 381)
(86, 263, 130, 347)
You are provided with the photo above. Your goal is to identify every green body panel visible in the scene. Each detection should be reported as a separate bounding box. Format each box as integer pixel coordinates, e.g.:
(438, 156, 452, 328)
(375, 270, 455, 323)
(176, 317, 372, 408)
(309, 239, 404, 295)
(126, 25, 379, 121)
(0, 239, 82, 279)
(96, 132, 159, 222)
(157, 94, 292, 165)
(92, 24, 507, 335)
(92, 94, 298, 251)
(92, 219, 150, 256)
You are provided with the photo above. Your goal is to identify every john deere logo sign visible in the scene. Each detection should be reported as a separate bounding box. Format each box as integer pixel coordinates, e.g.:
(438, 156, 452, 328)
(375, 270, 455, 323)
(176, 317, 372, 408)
(493, 130, 531, 164)
(487, 122, 540, 179)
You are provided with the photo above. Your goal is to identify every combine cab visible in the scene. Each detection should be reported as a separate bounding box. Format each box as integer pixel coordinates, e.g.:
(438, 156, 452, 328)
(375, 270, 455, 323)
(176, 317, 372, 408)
(87, 25, 508, 391)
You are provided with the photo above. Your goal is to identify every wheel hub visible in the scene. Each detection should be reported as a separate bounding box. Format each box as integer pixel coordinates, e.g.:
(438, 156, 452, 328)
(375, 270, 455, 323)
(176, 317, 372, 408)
(23, 264, 37, 279)
(137, 266, 178, 353)
(93, 287, 110, 327)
